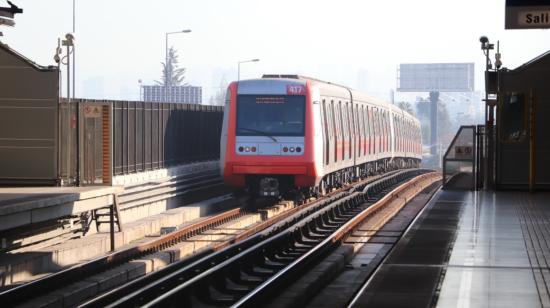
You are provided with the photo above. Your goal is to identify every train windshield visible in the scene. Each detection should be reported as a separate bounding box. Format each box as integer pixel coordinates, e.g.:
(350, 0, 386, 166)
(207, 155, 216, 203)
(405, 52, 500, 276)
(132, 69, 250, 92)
(236, 95, 305, 137)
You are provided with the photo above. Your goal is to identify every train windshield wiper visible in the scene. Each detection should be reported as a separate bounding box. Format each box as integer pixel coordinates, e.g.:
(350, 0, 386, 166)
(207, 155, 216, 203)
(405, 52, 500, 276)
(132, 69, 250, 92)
(237, 127, 278, 142)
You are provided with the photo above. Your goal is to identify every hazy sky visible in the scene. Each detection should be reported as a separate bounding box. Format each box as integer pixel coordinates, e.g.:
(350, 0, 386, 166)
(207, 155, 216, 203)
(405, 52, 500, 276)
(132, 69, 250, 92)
(1, 0, 549, 102)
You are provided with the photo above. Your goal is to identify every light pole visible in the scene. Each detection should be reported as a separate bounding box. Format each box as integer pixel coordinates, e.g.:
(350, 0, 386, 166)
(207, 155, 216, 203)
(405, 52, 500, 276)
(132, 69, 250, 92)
(138, 79, 143, 101)
(165, 29, 191, 103)
(238, 59, 260, 81)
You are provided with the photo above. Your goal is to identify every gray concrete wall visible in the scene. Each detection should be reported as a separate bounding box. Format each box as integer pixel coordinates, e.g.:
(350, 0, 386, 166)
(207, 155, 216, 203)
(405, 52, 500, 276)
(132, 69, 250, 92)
(0, 43, 59, 183)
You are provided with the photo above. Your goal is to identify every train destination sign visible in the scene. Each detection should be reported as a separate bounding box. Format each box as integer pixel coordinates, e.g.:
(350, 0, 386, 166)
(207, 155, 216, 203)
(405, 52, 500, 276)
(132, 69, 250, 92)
(506, 0, 550, 29)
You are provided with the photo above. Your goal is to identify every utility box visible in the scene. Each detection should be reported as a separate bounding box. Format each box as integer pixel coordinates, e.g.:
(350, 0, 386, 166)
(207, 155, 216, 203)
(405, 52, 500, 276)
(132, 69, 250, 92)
(0, 43, 59, 185)
(497, 51, 550, 190)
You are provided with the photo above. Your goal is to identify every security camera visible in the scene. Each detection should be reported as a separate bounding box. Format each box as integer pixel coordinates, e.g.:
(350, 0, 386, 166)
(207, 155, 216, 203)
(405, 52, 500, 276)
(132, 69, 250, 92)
(479, 36, 488, 44)
(65, 33, 75, 43)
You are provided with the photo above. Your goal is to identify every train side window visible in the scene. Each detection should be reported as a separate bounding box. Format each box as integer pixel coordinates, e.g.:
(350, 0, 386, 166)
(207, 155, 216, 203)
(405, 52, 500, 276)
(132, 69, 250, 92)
(323, 100, 329, 137)
(362, 105, 368, 156)
(397, 117, 403, 152)
(356, 105, 360, 157)
(333, 101, 338, 140)
(385, 112, 389, 151)
(401, 118, 406, 152)
(330, 100, 335, 139)
(346, 102, 351, 140)
(407, 121, 411, 152)
(370, 108, 375, 150)
(380, 111, 384, 152)
(336, 102, 344, 140)
(383, 112, 388, 152)
(391, 113, 395, 152)
(408, 121, 412, 152)
(327, 104, 334, 139)
(375, 109, 380, 152)
(324, 100, 331, 139)
(344, 102, 352, 138)
(352, 103, 355, 138)
(378, 110, 386, 152)
(358, 105, 363, 157)
(365, 105, 369, 155)
(343, 102, 349, 140)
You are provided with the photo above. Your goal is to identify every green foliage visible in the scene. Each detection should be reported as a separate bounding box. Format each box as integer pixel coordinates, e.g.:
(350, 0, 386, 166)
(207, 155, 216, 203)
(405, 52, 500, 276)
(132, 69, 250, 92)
(155, 47, 187, 87)
(396, 101, 415, 116)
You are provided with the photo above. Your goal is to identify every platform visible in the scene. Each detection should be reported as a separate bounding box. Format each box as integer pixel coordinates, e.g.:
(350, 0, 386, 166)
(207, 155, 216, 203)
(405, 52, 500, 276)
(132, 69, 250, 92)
(351, 189, 550, 308)
(0, 186, 123, 231)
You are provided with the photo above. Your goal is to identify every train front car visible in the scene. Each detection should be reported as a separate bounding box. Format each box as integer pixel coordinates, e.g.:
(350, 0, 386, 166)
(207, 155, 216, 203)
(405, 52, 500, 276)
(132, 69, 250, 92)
(220, 77, 319, 198)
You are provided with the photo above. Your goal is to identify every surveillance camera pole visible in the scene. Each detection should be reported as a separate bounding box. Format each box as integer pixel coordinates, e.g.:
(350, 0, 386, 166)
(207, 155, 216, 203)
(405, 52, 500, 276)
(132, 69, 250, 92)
(480, 36, 495, 189)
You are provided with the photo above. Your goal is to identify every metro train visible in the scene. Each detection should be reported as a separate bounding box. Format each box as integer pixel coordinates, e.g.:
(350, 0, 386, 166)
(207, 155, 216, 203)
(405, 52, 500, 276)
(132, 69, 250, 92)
(220, 75, 422, 198)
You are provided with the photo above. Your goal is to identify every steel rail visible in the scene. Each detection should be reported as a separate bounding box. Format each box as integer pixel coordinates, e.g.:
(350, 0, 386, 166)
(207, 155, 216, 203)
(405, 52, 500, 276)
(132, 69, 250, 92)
(122, 169, 434, 307)
(233, 172, 440, 307)
(81, 172, 397, 307)
(0, 203, 246, 306)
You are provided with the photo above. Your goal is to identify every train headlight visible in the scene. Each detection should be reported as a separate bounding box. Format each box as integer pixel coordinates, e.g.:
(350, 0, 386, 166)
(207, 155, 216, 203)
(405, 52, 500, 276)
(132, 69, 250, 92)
(283, 147, 288, 153)
(245, 147, 250, 152)
(238, 146, 244, 152)
(251, 146, 257, 153)
(289, 147, 295, 152)
(296, 147, 302, 153)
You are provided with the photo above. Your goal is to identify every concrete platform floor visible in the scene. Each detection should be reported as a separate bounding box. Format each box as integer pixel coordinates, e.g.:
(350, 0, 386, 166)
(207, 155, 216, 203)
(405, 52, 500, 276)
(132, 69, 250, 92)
(0, 186, 124, 231)
(0, 194, 237, 287)
(351, 189, 550, 308)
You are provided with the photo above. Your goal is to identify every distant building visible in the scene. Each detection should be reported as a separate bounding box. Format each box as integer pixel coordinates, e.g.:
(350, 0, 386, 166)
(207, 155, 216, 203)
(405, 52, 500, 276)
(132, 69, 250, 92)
(142, 85, 202, 104)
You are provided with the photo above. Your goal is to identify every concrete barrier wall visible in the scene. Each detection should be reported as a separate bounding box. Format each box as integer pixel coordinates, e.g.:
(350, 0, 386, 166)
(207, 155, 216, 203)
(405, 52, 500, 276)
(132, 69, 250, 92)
(0, 43, 59, 184)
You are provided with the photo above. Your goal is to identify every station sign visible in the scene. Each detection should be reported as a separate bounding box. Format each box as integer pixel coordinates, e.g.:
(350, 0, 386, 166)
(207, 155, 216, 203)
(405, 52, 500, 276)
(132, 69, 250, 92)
(506, 0, 550, 29)
(83, 105, 102, 118)
(455, 146, 473, 159)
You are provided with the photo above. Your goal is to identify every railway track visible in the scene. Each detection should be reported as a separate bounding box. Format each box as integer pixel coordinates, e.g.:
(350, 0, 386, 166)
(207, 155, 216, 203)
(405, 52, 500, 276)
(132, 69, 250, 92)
(82, 169, 437, 307)
(1, 171, 386, 307)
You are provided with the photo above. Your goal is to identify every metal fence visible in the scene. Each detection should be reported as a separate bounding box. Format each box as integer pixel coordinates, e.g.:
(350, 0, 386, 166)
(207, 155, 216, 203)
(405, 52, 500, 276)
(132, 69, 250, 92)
(442, 125, 479, 190)
(112, 101, 222, 175)
(58, 99, 223, 185)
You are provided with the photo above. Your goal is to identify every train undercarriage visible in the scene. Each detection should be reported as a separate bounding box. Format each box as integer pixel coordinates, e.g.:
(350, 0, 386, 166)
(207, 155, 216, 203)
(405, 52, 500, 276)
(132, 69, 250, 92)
(243, 157, 421, 202)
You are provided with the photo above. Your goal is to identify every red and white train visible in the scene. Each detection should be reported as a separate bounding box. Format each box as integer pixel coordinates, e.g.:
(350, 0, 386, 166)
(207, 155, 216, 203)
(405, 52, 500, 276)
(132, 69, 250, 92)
(220, 75, 422, 198)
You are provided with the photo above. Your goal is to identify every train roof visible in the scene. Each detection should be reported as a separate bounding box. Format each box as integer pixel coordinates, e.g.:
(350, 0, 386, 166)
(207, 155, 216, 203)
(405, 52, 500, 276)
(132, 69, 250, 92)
(260, 74, 419, 123)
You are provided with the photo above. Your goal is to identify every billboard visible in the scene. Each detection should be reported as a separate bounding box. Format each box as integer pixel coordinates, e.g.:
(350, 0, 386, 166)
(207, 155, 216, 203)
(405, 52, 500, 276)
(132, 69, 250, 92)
(397, 63, 475, 92)
(505, 0, 550, 29)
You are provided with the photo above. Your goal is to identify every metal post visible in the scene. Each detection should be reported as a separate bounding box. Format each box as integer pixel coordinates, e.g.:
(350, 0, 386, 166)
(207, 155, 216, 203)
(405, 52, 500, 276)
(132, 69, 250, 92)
(429, 91, 439, 158)
(72, 0, 75, 100)
(165, 33, 168, 103)
(529, 90, 536, 192)
(109, 199, 115, 251)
